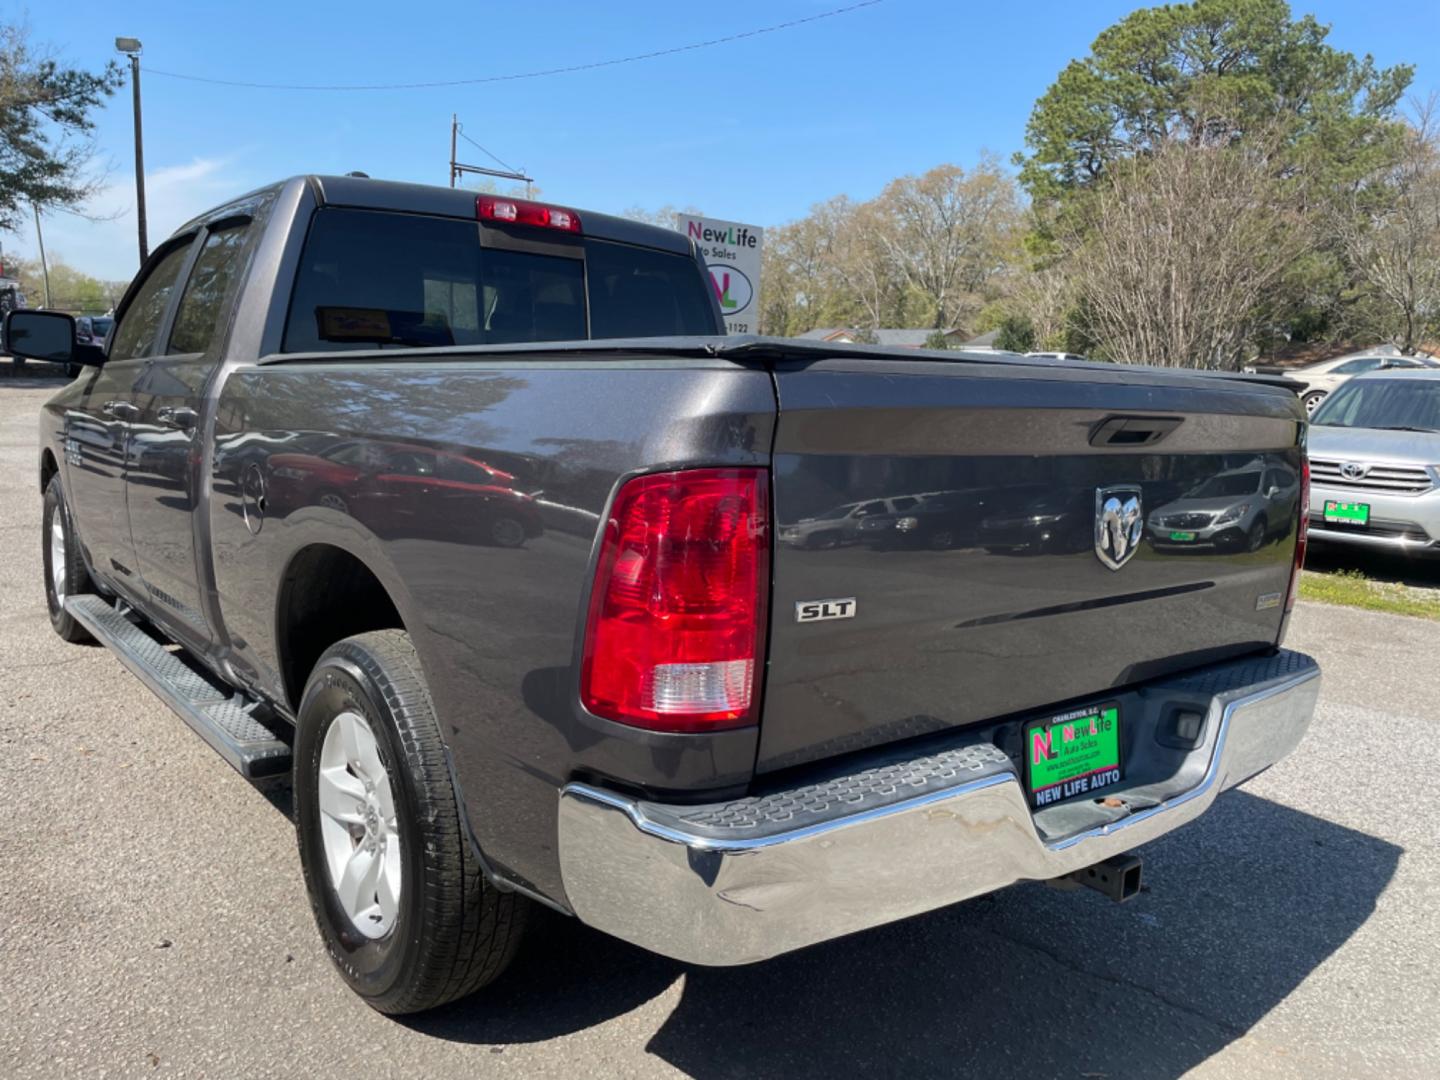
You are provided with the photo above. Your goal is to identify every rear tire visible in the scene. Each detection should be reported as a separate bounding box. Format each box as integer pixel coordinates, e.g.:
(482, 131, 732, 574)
(42, 477, 95, 643)
(294, 630, 529, 1014)
(1302, 390, 1326, 414)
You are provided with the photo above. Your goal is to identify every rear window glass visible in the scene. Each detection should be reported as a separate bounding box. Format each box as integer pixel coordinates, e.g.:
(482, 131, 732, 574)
(282, 208, 714, 353)
(585, 238, 718, 339)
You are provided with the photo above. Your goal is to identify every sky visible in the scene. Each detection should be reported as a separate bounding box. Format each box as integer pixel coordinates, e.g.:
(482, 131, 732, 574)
(15, 0, 1440, 282)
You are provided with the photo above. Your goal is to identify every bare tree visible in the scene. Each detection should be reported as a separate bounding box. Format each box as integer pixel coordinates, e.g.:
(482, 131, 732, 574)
(1338, 96, 1440, 354)
(877, 158, 1022, 329)
(819, 196, 904, 331)
(1064, 129, 1314, 368)
(1005, 259, 1075, 350)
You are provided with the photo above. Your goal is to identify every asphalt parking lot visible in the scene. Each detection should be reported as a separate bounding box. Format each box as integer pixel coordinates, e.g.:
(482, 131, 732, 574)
(2, 365, 1438, 1079)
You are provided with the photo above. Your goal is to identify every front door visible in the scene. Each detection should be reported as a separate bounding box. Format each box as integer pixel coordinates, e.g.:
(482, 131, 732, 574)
(127, 222, 253, 651)
(63, 240, 195, 596)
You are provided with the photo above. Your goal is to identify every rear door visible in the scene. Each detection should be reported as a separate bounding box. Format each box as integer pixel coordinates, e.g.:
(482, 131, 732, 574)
(64, 239, 195, 596)
(126, 220, 254, 650)
(760, 357, 1304, 772)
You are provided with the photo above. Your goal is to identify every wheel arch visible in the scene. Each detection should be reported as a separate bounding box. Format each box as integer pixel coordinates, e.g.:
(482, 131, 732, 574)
(274, 541, 411, 712)
(40, 447, 59, 495)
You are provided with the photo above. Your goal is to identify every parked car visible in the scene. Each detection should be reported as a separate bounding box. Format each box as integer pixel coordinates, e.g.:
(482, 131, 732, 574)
(977, 485, 1096, 555)
(856, 490, 979, 550)
(265, 439, 543, 547)
(1307, 370, 1440, 556)
(74, 316, 114, 348)
(9, 175, 1319, 1016)
(1147, 460, 1301, 553)
(778, 497, 906, 549)
(1285, 353, 1438, 415)
(1026, 351, 1091, 362)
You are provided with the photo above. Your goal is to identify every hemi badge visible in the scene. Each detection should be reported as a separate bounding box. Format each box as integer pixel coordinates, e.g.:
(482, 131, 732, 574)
(796, 598, 857, 623)
(1255, 592, 1283, 611)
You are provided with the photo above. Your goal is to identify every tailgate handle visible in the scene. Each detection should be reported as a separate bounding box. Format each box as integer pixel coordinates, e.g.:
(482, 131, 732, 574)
(1089, 415, 1183, 448)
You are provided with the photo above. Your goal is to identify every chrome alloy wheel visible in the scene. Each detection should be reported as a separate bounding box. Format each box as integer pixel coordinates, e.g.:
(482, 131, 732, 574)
(318, 710, 403, 940)
(50, 511, 67, 604)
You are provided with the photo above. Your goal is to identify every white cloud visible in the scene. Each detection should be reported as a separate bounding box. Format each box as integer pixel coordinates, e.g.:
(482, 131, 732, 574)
(24, 155, 257, 284)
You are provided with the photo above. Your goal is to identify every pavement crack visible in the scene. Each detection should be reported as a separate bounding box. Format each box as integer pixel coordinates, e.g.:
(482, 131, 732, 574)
(979, 925, 1246, 1037)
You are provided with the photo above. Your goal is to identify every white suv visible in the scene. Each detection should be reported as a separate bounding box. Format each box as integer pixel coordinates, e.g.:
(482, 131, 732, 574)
(1307, 370, 1440, 556)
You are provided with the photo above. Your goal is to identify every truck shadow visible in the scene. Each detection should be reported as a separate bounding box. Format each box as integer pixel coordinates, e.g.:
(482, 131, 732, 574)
(406, 789, 1398, 1079)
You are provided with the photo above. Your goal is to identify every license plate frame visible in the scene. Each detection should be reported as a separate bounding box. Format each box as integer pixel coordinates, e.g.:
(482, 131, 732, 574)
(1323, 500, 1370, 526)
(1025, 702, 1124, 809)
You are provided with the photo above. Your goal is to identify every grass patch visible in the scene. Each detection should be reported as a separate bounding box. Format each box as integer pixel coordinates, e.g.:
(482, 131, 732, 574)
(1300, 569, 1440, 620)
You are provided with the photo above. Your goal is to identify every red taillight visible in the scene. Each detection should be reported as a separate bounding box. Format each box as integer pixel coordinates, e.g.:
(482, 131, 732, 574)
(1285, 457, 1310, 612)
(476, 195, 581, 233)
(581, 468, 769, 733)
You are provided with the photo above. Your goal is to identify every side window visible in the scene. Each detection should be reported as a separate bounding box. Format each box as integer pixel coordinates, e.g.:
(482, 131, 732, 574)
(109, 242, 194, 361)
(1334, 358, 1382, 375)
(169, 223, 251, 355)
(383, 449, 437, 477)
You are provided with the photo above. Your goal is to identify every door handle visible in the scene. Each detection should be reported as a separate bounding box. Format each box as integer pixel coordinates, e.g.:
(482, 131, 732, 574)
(157, 405, 199, 430)
(102, 401, 140, 420)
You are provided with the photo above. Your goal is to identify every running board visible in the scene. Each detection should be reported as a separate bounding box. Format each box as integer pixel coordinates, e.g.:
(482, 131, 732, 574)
(65, 595, 292, 780)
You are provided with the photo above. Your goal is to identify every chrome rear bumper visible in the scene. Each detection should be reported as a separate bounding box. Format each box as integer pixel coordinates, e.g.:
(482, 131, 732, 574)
(557, 651, 1319, 966)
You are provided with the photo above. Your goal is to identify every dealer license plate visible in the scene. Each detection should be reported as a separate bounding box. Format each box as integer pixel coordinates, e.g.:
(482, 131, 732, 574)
(1026, 703, 1123, 808)
(1323, 500, 1369, 526)
(1168, 530, 1197, 542)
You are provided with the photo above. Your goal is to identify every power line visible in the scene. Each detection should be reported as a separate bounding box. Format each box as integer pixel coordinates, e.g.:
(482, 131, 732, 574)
(144, 1, 884, 92)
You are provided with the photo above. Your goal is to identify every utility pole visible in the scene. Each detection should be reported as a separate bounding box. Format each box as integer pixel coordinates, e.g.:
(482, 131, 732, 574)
(116, 37, 148, 263)
(32, 204, 51, 309)
(448, 113, 534, 192)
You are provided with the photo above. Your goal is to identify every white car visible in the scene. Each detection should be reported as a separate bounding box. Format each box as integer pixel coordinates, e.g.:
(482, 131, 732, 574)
(1288, 354, 1438, 414)
(1307, 370, 1440, 557)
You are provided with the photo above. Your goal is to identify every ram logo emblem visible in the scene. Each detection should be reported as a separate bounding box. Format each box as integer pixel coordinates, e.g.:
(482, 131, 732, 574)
(1095, 486, 1144, 570)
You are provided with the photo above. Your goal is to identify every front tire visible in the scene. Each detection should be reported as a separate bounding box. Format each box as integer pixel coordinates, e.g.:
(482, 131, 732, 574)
(1302, 390, 1326, 414)
(294, 630, 529, 1014)
(42, 476, 95, 643)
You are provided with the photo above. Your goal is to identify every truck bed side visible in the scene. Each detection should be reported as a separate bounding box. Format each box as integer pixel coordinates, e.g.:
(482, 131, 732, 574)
(209, 355, 775, 899)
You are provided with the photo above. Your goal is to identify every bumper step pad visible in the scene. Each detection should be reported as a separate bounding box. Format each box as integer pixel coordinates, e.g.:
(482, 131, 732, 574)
(65, 595, 291, 779)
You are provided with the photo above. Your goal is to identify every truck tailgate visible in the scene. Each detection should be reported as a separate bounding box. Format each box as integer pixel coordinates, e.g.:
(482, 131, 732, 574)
(761, 356, 1304, 772)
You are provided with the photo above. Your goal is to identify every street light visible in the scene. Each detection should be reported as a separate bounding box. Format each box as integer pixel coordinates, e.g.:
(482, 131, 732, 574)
(115, 37, 147, 264)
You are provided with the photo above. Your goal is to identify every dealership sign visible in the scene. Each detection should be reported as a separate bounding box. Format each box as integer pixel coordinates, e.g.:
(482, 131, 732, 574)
(677, 214, 763, 335)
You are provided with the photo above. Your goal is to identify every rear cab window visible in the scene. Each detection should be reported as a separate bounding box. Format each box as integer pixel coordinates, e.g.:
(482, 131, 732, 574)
(282, 207, 717, 353)
(169, 222, 252, 355)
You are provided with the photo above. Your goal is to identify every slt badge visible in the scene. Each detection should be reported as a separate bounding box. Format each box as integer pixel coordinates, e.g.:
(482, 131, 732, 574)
(1095, 486, 1144, 570)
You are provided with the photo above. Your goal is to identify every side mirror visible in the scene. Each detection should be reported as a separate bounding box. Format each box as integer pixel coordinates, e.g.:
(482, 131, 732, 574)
(4, 310, 105, 367)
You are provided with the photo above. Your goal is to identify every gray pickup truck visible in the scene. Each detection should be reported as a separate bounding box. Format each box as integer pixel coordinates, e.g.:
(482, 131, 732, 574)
(8, 176, 1321, 1015)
